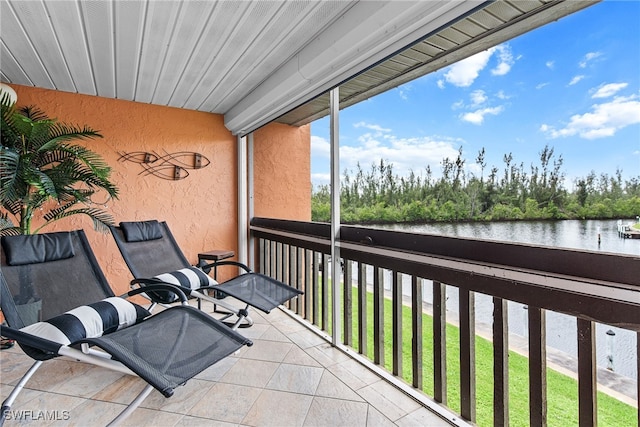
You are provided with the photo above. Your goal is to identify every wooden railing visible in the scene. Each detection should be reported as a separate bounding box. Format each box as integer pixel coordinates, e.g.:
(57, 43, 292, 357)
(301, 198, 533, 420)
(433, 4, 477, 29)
(250, 217, 640, 426)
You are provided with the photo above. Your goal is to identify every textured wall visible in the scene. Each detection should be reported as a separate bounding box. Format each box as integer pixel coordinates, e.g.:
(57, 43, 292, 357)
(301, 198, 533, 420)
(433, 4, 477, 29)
(253, 123, 311, 220)
(5, 84, 310, 295)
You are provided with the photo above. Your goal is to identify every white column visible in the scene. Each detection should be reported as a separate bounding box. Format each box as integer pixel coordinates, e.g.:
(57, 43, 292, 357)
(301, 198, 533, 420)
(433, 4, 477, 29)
(237, 135, 248, 267)
(247, 133, 255, 269)
(330, 87, 341, 346)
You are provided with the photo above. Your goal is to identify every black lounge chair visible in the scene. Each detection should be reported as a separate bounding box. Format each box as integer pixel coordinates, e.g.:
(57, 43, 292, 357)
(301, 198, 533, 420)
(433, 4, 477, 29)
(109, 220, 303, 329)
(0, 230, 252, 426)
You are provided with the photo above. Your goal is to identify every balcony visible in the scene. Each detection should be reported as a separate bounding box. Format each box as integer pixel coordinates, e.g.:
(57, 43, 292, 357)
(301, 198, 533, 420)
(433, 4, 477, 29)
(250, 217, 639, 426)
(1, 295, 454, 426)
(1, 224, 637, 426)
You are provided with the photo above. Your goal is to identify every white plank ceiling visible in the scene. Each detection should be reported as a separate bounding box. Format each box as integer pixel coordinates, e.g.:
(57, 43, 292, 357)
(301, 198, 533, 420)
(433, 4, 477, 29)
(0, 0, 598, 135)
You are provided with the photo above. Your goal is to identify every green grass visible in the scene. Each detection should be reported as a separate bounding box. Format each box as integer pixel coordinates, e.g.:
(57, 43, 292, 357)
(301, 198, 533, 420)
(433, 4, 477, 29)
(307, 281, 637, 427)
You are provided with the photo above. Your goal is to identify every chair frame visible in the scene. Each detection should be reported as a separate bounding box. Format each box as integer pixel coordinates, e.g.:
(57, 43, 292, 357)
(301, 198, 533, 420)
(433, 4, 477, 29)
(0, 230, 252, 426)
(110, 221, 303, 330)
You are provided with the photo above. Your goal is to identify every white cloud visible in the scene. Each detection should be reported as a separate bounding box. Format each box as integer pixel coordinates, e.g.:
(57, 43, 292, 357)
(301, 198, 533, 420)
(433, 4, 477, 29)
(470, 90, 487, 106)
(339, 134, 461, 178)
(460, 106, 504, 125)
(397, 83, 412, 100)
(442, 48, 494, 87)
(592, 82, 628, 99)
(451, 100, 465, 110)
(536, 82, 550, 90)
(540, 94, 640, 140)
(353, 122, 391, 133)
(579, 51, 603, 68)
(491, 45, 514, 76)
(496, 90, 509, 100)
(546, 61, 555, 69)
(311, 135, 330, 158)
(569, 75, 585, 85)
(439, 44, 515, 88)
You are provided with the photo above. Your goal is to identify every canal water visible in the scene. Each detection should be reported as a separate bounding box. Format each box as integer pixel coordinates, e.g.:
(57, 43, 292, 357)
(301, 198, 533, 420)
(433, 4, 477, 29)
(371, 219, 638, 380)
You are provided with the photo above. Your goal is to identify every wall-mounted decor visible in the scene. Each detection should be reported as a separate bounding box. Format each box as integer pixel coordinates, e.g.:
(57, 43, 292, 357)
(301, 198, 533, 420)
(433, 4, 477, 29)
(118, 151, 210, 180)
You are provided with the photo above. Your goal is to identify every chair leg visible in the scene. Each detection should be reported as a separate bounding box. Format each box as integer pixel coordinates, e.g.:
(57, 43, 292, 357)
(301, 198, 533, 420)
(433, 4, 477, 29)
(191, 291, 254, 328)
(0, 360, 43, 426)
(106, 384, 154, 427)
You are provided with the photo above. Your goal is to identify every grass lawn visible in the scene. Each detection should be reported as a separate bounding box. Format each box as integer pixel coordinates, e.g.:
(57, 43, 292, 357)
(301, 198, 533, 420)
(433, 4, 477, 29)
(310, 282, 637, 426)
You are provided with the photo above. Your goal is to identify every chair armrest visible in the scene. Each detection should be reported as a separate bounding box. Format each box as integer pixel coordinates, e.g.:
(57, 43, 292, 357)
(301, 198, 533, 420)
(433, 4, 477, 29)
(126, 282, 189, 303)
(0, 325, 62, 356)
(201, 260, 253, 273)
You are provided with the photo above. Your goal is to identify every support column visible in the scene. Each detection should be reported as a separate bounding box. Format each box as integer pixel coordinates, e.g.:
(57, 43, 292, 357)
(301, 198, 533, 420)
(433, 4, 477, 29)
(237, 135, 248, 267)
(330, 87, 341, 346)
(247, 133, 255, 269)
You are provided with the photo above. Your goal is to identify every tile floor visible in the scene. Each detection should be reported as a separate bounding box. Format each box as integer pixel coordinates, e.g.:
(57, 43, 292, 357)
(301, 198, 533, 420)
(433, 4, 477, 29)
(1, 304, 457, 426)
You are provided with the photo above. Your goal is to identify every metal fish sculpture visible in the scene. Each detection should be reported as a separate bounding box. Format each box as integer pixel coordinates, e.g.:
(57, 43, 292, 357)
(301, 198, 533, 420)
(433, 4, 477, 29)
(118, 151, 210, 180)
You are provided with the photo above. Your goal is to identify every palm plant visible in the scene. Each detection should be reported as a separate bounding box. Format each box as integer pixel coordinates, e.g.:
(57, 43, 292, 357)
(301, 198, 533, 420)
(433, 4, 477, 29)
(0, 93, 118, 236)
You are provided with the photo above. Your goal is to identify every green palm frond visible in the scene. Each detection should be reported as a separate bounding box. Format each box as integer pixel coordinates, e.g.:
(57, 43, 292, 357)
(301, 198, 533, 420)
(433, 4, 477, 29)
(38, 206, 114, 234)
(1, 103, 118, 234)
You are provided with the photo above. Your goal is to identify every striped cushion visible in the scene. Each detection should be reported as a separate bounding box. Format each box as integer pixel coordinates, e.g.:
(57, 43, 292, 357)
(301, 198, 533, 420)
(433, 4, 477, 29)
(148, 267, 217, 303)
(20, 298, 150, 346)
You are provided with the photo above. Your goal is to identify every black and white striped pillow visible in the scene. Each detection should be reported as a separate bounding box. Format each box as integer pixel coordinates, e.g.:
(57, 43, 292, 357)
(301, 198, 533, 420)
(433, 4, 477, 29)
(148, 266, 217, 303)
(20, 297, 150, 346)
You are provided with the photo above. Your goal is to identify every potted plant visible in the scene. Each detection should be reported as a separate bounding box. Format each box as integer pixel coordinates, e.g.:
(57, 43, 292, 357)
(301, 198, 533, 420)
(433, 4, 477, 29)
(0, 88, 119, 324)
(0, 90, 118, 235)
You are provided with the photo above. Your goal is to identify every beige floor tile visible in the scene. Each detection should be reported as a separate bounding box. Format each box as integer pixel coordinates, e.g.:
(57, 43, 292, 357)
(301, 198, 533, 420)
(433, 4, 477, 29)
(303, 396, 369, 427)
(175, 415, 238, 426)
(194, 356, 239, 382)
(265, 364, 324, 395)
(120, 406, 185, 426)
(242, 389, 313, 427)
(287, 329, 328, 349)
(357, 380, 421, 422)
(239, 339, 293, 363)
(234, 323, 269, 340)
(305, 343, 352, 367)
(142, 378, 215, 414)
(281, 346, 322, 367)
(188, 382, 262, 423)
(219, 358, 279, 388)
(328, 359, 381, 390)
(258, 326, 292, 342)
(66, 399, 131, 426)
(0, 388, 77, 427)
(91, 375, 148, 404)
(396, 407, 453, 427)
(315, 371, 364, 402)
(366, 406, 397, 427)
(1, 350, 41, 385)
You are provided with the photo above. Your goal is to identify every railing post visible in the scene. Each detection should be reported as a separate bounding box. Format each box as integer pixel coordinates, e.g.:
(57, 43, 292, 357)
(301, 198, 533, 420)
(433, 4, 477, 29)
(358, 262, 367, 356)
(460, 288, 476, 422)
(433, 281, 446, 403)
(493, 297, 509, 427)
(528, 307, 547, 427)
(412, 276, 423, 390)
(373, 267, 384, 366)
(392, 271, 402, 376)
(343, 260, 353, 347)
(577, 318, 597, 427)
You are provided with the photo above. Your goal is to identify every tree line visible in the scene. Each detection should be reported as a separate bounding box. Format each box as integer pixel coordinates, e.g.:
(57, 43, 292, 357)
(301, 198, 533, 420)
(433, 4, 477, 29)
(312, 145, 640, 223)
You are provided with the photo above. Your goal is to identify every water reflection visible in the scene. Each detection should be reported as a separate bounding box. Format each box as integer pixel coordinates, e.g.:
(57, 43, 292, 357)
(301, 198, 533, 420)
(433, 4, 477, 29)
(369, 219, 638, 379)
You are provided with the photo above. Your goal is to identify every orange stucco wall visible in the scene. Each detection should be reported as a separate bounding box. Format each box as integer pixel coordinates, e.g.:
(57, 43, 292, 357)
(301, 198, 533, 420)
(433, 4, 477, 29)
(4, 84, 310, 296)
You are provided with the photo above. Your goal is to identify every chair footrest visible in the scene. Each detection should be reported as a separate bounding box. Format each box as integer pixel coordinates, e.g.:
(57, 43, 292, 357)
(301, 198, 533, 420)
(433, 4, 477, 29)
(83, 306, 252, 397)
(215, 273, 303, 313)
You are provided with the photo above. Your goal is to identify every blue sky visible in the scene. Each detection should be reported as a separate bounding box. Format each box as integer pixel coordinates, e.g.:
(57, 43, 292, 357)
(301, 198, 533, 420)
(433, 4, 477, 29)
(310, 1, 640, 189)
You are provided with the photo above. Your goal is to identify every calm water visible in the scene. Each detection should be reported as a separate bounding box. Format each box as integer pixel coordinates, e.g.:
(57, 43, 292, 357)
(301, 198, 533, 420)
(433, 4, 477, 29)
(371, 219, 639, 380)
